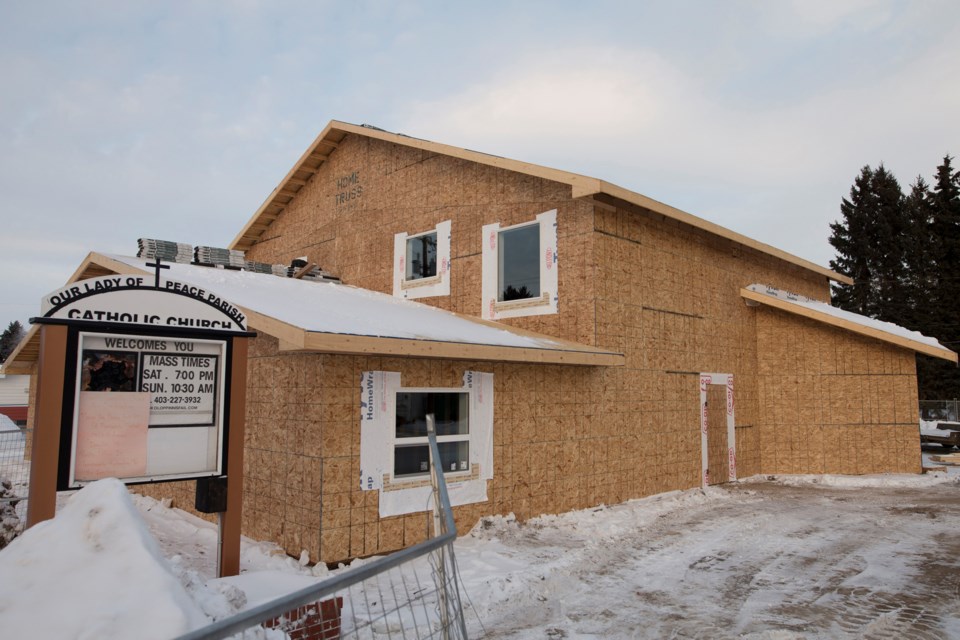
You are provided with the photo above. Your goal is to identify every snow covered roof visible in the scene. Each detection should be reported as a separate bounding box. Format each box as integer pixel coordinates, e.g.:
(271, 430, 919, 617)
(1, 252, 624, 373)
(230, 120, 851, 285)
(742, 284, 957, 363)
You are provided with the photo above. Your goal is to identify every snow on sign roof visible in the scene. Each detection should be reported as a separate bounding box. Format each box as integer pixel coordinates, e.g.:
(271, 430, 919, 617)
(92, 254, 623, 366)
(741, 284, 958, 363)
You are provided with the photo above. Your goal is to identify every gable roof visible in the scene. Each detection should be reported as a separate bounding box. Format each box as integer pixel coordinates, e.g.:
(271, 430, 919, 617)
(742, 284, 957, 362)
(230, 120, 852, 285)
(1, 253, 625, 375)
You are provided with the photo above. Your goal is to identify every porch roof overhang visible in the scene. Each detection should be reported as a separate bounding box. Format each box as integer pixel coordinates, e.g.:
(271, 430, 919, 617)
(1, 253, 624, 374)
(741, 284, 958, 363)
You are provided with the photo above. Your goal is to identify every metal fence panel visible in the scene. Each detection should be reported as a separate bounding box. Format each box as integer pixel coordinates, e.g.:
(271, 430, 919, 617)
(0, 426, 29, 543)
(176, 420, 469, 640)
(919, 400, 960, 422)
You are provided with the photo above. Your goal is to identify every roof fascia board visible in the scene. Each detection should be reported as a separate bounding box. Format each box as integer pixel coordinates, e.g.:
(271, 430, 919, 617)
(593, 183, 852, 285)
(741, 287, 957, 362)
(56, 253, 623, 367)
(230, 121, 344, 252)
(243, 310, 305, 348)
(0, 324, 39, 374)
(299, 331, 625, 366)
(229, 119, 850, 286)
(326, 121, 598, 191)
(74, 251, 148, 281)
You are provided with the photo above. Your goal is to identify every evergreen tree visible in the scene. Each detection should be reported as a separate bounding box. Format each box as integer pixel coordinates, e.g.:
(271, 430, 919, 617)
(901, 177, 936, 331)
(930, 155, 960, 313)
(869, 165, 909, 326)
(830, 166, 878, 316)
(920, 156, 960, 399)
(828, 161, 960, 400)
(0, 321, 24, 363)
(829, 165, 907, 322)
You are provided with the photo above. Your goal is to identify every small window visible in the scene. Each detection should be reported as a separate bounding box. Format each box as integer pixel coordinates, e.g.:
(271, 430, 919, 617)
(498, 223, 540, 301)
(393, 221, 451, 300)
(405, 231, 438, 281)
(393, 391, 470, 478)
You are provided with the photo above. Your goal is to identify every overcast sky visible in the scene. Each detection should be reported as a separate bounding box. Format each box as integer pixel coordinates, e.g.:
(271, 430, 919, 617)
(2, 0, 959, 330)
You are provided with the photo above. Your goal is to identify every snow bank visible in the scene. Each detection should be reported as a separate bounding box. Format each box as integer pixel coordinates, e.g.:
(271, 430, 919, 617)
(0, 478, 212, 639)
(920, 419, 960, 436)
(0, 414, 19, 432)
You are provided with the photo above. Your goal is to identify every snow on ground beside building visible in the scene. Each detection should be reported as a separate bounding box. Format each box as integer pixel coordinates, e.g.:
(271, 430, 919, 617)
(0, 479, 213, 639)
(2, 469, 959, 639)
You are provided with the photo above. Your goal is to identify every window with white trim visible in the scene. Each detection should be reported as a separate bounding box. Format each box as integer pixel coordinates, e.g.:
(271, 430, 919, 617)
(392, 220, 451, 299)
(393, 390, 470, 478)
(404, 231, 438, 282)
(481, 209, 558, 320)
(498, 222, 540, 301)
(359, 370, 493, 517)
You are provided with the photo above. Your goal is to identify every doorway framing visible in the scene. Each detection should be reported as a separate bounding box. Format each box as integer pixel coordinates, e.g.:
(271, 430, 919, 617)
(699, 372, 736, 487)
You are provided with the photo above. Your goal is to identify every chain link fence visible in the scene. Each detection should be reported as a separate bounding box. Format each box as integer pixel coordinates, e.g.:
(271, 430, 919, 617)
(0, 423, 29, 547)
(919, 400, 960, 423)
(175, 420, 469, 640)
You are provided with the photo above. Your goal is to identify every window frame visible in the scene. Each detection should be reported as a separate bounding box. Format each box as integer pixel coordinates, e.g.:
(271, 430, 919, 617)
(391, 386, 472, 482)
(403, 229, 440, 285)
(481, 209, 558, 320)
(392, 220, 452, 300)
(496, 220, 543, 303)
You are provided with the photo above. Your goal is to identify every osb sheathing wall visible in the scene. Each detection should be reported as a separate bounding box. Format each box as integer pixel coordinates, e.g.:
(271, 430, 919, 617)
(131, 132, 925, 562)
(136, 332, 640, 564)
(243, 134, 598, 346)
(590, 204, 833, 484)
(755, 307, 921, 475)
(237, 334, 656, 564)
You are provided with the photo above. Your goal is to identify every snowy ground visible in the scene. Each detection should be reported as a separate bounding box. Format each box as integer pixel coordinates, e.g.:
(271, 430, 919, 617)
(2, 431, 960, 638)
(462, 477, 960, 639)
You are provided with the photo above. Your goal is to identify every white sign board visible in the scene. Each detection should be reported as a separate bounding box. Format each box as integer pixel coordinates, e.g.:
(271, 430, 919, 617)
(39, 272, 247, 489)
(67, 330, 228, 487)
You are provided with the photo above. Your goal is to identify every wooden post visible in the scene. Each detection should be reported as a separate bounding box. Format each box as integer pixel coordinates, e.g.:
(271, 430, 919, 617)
(26, 324, 69, 528)
(219, 336, 248, 577)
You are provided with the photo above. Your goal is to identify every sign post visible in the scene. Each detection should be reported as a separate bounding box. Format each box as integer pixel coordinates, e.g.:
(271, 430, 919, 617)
(27, 268, 253, 576)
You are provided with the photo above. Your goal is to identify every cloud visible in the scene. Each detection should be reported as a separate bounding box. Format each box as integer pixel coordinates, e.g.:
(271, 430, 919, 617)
(773, 0, 896, 35)
(397, 20, 960, 266)
(2, 0, 959, 328)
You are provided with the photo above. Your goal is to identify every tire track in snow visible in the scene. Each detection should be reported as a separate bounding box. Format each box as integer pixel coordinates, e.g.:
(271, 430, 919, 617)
(468, 481, 960, 639)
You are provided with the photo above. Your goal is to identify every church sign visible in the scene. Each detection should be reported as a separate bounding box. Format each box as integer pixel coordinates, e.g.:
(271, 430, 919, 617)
(37, 268, 250, 490)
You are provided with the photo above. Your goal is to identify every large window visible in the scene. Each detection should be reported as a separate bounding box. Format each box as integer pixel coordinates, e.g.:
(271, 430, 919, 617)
(498, 223, 540, 301)
(405, 231, 437, 281)
(359, 370, 493, 517)
(394, 391, 470, 478)
(481, 209, 558, 320)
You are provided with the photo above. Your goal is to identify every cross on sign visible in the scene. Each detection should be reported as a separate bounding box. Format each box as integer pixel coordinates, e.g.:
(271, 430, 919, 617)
(145, 257, 170, 288)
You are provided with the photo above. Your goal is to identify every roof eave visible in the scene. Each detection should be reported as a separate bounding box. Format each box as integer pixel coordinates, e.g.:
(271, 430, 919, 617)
(741, 287, 957, 363)
(8, 252, 623, 369)
(585, 181, 852, 285)
(230, 119, 851, 285)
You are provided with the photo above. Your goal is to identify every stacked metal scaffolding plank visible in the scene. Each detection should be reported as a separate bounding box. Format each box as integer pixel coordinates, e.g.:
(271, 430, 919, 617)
(194, 246, 246, 269)
(136, 238, 193, 264)
(242, 260, 275, 275)
(134, 239, 342, 284)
